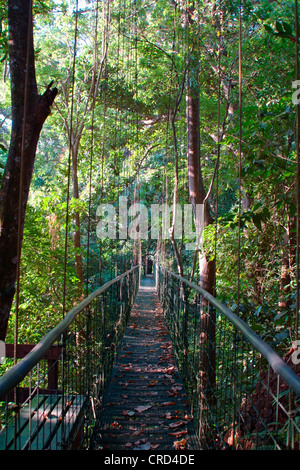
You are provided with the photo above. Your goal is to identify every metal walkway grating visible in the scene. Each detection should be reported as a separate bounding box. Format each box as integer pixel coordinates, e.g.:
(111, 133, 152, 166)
(90, 275, 200, 451)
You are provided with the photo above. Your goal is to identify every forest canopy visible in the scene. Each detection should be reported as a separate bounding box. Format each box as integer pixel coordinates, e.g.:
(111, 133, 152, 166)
(0, 0, 299, 359)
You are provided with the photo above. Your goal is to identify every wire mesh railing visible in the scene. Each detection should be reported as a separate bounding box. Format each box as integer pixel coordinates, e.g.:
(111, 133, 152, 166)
(0, 266, 140, 450)
(157, 265, 300, 450)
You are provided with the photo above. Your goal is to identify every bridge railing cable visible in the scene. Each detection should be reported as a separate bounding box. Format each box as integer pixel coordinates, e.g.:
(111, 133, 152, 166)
(157, 265, 300, 450)
(0, 266, 140, 450)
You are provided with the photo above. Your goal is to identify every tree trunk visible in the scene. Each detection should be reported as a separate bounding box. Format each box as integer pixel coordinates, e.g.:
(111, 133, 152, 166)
(186, 76, 216, 445)
(71, 137, 84, 287)
(279, 215, 297, 318)
(0, 0, 57, 340)
(186, 85, 215, 293)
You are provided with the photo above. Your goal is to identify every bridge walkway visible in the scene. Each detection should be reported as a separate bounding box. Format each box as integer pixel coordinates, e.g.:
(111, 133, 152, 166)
(90, 275, 199, 451)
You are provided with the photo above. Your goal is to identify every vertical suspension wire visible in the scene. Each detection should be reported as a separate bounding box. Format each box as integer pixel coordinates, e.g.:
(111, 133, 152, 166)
(62, 0, 79, 317)
(230, 0, 243, 450)
(85, 2, 99, 424)
(113, 0, 121, 278)
(295, 0, 300, 341)
(86, 0, 100, 296)
(161, 2, 175, 269)
(116, 0, 126, 272)
(237, 0, 243, 316)
(122, 0, 132, 266)
(60, 2, 79, 443)
(99, 2, 109, 285)
(214, 1, 222, 297)
(120, 0, 129, 269)
(133, 0, 142, 270)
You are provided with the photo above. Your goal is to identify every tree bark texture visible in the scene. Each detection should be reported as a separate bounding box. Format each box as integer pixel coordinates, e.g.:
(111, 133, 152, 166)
(186, 85, 215, 294)
(186, 77, 216, 443)
(0, 0, 57, 340)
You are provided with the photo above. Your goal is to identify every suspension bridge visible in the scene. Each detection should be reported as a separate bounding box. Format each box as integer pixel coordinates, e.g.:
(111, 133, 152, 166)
(1, 0, 300, 454)
(0, 265, 299, 450)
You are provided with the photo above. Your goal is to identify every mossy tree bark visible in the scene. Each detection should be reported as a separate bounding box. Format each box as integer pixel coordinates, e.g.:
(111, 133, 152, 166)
(0, 0, 57, 340)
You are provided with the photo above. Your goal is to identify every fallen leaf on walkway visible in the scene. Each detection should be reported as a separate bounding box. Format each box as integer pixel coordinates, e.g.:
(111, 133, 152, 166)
(119, 382, 129, 388)
(111, 421, 122, 429)
(173, 438, 187, 450)
(135, 405, 152, 413)
(150, 443, 160, 449)
(169, 420, 187, 429)
(139, 443, 151, 450)
(125, 443, 133, 448)
(122, 410, 135, 416)
(169, 429, 188, 438)
(167, 386, 182, 397)
(132, 429, 143, 437)
(160, 401, 176, 407)
(147, 380, 158, 387)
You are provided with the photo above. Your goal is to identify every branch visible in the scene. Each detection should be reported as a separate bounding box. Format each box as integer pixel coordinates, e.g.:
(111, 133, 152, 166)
(124, 144, 160, 188)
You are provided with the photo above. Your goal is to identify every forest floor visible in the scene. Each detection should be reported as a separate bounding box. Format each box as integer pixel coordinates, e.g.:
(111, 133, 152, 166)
(89, 275, 200, 451)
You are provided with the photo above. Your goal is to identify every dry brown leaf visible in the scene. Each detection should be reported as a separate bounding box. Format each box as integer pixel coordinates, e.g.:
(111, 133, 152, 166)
(169, 420, 187, 429)
(135, 404, 152, 413)
(147, 380, 158, 387)
(111, 421, 122, 429)
(169, 429, 188, 438)
(150, 443, 160, 449)
(173, 438, 187, 450)
(132, 429, 143, 437)
(122, 410, 135, 416)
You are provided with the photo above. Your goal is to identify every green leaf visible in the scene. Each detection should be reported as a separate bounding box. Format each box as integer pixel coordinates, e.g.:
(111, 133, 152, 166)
(264, 24, 274, 35)
(275, 21, 284, 34)
(255, 306, 262, 317)
(252, 213, 262, 231)
(282, 21, 293, 35)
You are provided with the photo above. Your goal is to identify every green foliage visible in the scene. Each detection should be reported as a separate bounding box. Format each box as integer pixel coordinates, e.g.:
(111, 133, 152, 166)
(0, 0, 298, 353)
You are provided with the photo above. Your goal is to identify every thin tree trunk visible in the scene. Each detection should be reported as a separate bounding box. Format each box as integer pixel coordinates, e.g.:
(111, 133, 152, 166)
(71, 136, 84, 286)
(0, 0, 57, 340)
(186, 77, 215, 445)
(186, 87, 215, 293)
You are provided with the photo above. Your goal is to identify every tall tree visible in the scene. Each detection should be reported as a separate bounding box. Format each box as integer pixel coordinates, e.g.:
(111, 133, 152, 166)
(0, 0, 57, 340)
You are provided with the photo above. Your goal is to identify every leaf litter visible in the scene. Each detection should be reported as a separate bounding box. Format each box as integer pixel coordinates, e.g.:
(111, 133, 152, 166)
(90, 283, 198, 451)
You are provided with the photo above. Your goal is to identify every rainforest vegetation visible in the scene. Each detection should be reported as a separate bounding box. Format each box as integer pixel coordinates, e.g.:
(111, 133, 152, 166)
(0, 0, 299, 360)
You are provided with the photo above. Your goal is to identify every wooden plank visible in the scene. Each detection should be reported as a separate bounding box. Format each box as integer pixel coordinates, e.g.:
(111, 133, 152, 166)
(4, 344, 62, 394)
(0, 394, 86, 450)
(0, 395, 48, 450)
(5, 344, 62, 360)
(41, 396, 87, 450)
